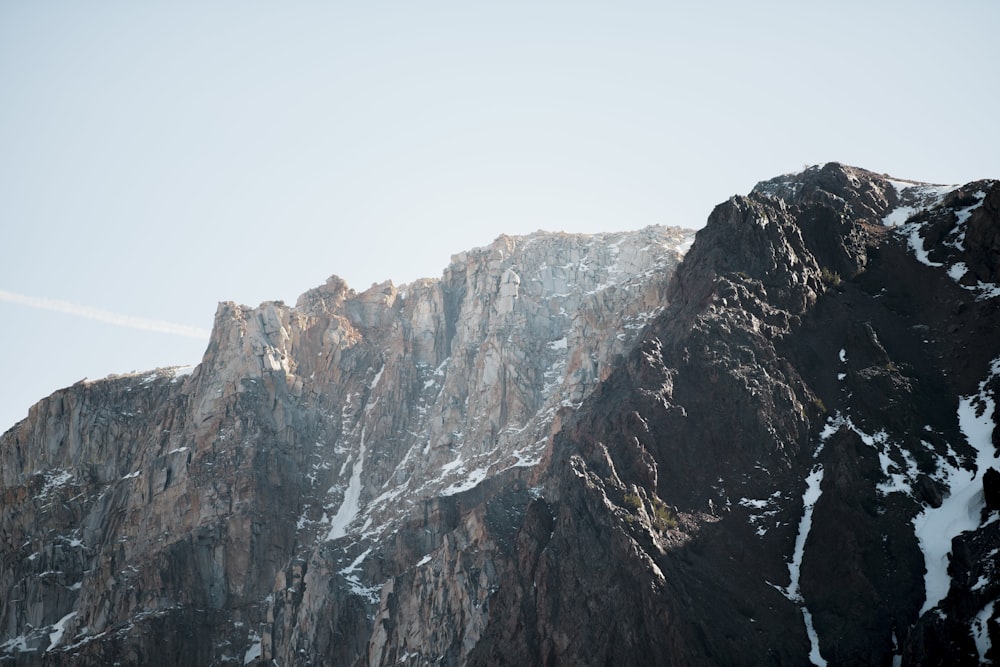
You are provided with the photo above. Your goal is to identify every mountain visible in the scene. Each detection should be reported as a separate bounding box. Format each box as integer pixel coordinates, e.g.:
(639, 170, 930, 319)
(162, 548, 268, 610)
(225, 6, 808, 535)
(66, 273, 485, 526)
(0, 226, 692, 664)
(2, 163, 998, 665)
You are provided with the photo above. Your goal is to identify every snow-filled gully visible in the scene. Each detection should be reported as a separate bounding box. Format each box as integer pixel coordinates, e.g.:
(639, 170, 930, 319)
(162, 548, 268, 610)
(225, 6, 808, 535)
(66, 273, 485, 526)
(771, 340, 998, 665)
(913, 357, 1000, 621)
(326, 367, 384, 541)
(783, 465, 827, 667)
(815, 348, 999, 658)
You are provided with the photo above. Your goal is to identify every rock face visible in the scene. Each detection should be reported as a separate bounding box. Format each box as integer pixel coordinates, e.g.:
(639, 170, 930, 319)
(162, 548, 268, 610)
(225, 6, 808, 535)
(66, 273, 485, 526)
(0, 226, 693, 665)
(2, 163, 1000, 666)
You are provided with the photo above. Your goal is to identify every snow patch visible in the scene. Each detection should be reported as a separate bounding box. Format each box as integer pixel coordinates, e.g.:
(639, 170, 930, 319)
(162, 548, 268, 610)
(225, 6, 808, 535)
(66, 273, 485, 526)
(46, 611, 77, 652)
(442, 466, 490, 496)
(1, 633, 31, 654)
(875, 446, 920, 497)
(802, 607, 827, 667)
(914, 357, 999, 616)
(676, 234, 696, 256)
(784, 467, 825, 603)
(738, 491, 783, 536)
(884, 182, 954, 227)
(820, 413, 922, 498)
(243, 631, 261, 664)
(882, 181, 954, 266)
(970, 282, 1000, 300)
(327, 448, 366, 540)
(949, 190, 989, 251)
(440, 456, 465, 475)
(884, 183, 999, 298)
(973, 600, 995, 664)
(327, 423, 372, 541)
(882, 204, 922, 228)
(948, 262, 968, 281)
(339, 548, 381, 604)
(778, 465, 827, 666)
(369, 366, 385, 390)
(41, 470, 72, 496)
(904, 224, 943, 268)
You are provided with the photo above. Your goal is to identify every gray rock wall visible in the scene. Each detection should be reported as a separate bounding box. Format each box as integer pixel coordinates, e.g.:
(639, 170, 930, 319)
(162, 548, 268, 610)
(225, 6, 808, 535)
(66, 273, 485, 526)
(0, 225, 693, 665)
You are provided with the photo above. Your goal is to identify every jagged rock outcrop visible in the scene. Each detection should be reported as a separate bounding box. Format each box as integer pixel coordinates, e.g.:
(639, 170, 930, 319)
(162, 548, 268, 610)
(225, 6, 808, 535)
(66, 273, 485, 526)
(3, 162, 999, 666)
(459, 163, 1000, 665)
(0, 226, 693, 665)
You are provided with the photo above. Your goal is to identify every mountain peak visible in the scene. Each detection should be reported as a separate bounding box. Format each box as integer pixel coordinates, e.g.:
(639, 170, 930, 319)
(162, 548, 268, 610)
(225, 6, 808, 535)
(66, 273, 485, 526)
(2, 168, 998, 665)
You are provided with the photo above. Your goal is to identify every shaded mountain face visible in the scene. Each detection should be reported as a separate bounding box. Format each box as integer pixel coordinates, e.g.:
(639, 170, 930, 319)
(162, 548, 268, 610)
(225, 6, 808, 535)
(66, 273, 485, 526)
(2, 163, 998, 666)
(518, 164, 1000, 666)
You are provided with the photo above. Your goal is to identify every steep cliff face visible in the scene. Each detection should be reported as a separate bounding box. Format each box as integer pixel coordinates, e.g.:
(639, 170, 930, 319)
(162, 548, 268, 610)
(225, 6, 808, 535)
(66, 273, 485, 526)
(0, 226, 693, 665)
(3, 163, 999, 666)
(466, 163, 1000, 665)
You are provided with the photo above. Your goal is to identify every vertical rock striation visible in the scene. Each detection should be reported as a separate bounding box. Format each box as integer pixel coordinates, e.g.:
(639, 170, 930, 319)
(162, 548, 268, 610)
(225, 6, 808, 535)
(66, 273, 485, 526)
(1, 226, 693, 665)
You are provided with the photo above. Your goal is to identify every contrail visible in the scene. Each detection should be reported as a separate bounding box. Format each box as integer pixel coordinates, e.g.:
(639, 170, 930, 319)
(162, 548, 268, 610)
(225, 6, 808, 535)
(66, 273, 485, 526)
(0, 289, 211, 339)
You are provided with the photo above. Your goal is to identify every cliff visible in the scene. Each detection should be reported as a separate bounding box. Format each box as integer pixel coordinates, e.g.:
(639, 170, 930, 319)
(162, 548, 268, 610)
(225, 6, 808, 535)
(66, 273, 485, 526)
(3, 162, 1000, 665)
(1, 226, 693, 665)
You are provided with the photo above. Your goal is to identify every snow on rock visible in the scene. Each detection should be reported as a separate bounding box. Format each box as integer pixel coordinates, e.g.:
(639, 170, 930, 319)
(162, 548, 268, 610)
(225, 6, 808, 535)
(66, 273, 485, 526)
(883, 182, 1000, 300)
(40, 470, 72, 496)
(820, 412, 923, 499)
(914, 357, 1000, 616)
(676, 234, 696, 256)
(784, 466, 825, 603)
(243, 631, 262, 665)
(947, 190, 989, 252)
(903, 224, 944, 268)
(882, 181, 953, 229)
(326, 424, 369, 541)
(973, 600, 995, 664)
(46, 611, 77, 652)
(882, 181, 952, 266)
(738, 491, 783, 537)
(326, 367, 388, 541)
(0, 634, 31, 655)
(803, 607, 827, 667)
(777, 463, 827, 667)
(339, 548, 381, 604)
(441, 466, 490, 496)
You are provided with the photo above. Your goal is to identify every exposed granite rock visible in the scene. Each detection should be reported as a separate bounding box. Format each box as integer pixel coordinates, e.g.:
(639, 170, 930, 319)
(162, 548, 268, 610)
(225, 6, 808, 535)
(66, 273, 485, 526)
(0, 226, 693, 665)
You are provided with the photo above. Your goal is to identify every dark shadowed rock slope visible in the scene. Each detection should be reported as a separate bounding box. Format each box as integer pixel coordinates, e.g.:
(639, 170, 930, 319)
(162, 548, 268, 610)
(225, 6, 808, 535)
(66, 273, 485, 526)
(473, 163, 1000, 666)
(3, 164, 1000, 666)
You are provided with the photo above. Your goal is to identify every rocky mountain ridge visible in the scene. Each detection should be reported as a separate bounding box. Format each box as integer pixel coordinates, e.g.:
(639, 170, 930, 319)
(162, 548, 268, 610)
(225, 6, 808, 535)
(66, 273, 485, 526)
(1, 225, 694, 665)
(3, 162, 999, 665)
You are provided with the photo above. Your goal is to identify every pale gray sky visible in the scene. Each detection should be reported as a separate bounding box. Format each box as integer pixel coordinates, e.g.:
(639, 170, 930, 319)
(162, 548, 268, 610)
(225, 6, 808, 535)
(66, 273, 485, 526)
(2, 1, 998, 431)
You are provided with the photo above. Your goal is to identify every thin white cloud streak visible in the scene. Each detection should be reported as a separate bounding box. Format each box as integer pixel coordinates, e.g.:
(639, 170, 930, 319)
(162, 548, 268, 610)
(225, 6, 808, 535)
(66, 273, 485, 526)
(0, 290, 211, 339)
